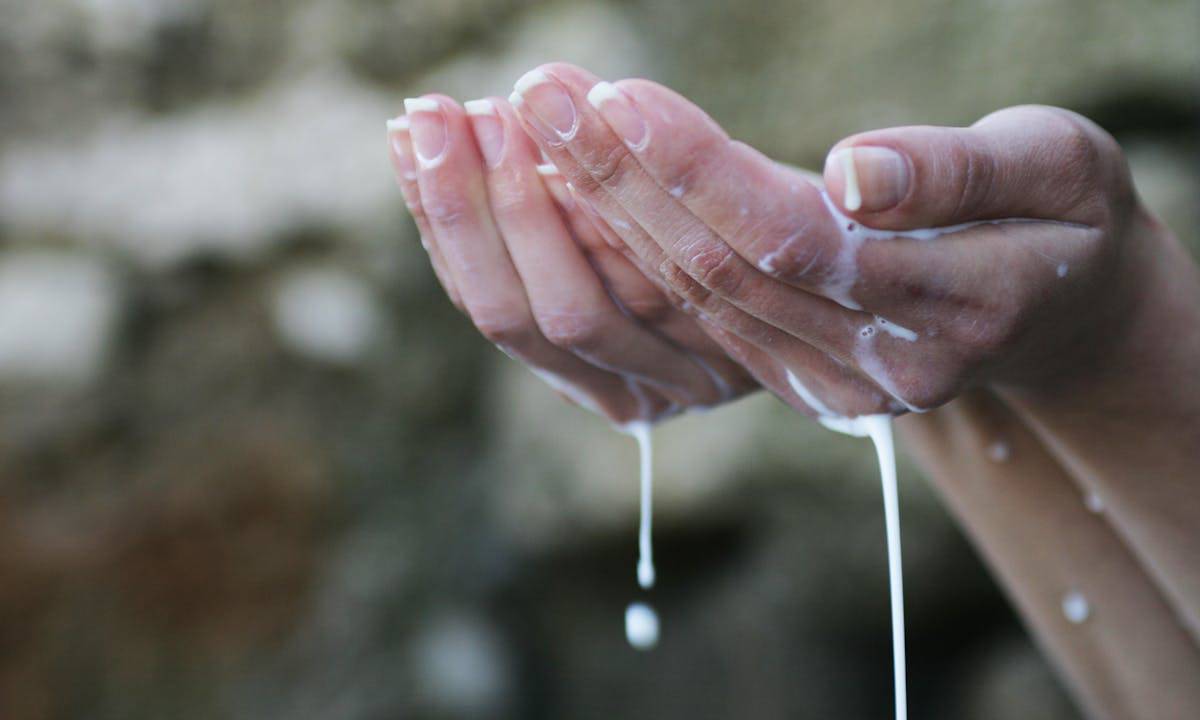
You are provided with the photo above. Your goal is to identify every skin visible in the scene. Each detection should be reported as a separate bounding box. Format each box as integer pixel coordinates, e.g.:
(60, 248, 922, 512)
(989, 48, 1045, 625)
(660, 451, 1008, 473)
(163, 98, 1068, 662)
(388, 64, 1200, 718)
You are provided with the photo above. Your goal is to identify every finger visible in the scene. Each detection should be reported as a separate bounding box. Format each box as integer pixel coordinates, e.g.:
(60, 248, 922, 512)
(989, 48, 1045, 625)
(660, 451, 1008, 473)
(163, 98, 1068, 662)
(582, 240, 758, 401)
(584, 77, 855, 305)
(510, 63, 864, 367)
(386, 115, 464, 312)
(464, 96, 726, 407)
(700, 321, 896, 419)
(404, 94, 644, 423)
(822, 105, 1131, 229)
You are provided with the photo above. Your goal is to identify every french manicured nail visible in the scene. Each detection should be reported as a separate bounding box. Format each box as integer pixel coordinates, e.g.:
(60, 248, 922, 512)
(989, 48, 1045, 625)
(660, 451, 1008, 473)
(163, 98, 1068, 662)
(513, 69, 577, 142)
(587, 81, 647, 149)
(825, 146, 910, 212)
(465, 99, 504, 167)
(404, 97, 447, 167)
(385, 116, 417, 181)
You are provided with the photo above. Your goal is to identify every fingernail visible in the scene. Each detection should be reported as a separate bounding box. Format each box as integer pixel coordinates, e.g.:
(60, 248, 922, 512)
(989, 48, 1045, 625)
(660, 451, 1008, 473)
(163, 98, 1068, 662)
(465, 99, 504, 168)
(587, 82, 647, 149)
(825, 146, 910, 212)
(513, 69, 577, 142)
(404, 97, 447, 167)
(386, 116, 417, 182)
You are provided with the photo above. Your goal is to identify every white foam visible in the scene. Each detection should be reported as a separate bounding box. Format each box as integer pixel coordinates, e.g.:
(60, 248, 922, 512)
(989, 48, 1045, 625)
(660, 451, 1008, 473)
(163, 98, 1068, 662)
(625, 602, 659, 650)
(1062, 591, 1090, 624)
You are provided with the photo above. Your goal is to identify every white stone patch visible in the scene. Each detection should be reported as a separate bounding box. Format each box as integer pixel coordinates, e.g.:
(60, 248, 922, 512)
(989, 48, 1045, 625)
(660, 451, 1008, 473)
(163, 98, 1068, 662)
(0, 70, 397, 270)
(0, 251, 121, 386)
(412, 613, 511, 715)
(271, 266, 380, 365)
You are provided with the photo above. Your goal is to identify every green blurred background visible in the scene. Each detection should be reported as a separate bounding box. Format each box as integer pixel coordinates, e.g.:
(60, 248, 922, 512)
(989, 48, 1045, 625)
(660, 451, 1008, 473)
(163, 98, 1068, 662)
(0, 0, 1196, 718)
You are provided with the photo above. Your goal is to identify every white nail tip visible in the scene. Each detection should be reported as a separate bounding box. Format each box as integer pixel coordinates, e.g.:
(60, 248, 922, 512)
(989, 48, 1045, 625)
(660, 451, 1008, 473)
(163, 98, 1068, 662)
(536, 163, 560, 176)
(403, 97, 440, 114)
(586, 81, 621, 109)
(514, 69, 550, 95)
(508, 91, 523, 108)
(464, 99, 495, 116)
(385, 116, 409, 132)
(839, 148, 863, 211)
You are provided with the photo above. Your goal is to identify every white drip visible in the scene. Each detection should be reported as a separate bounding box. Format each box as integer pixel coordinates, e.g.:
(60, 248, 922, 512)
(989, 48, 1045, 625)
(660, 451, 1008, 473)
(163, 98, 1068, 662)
(621, 420, 656, 589)
(816, 185, 1080, 312)
(783, 368, 906, 720)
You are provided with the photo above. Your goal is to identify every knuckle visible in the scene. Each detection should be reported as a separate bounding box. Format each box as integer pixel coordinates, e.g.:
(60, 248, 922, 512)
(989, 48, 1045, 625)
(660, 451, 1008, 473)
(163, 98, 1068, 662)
(952, 135, 997, 219)
(536, 311, 612, 353)
(488, 181, 532, 217)
(755, 228, 829, 282)
(660, 259, 713, 308)
(475, 313, 536, 349)
(581, 141, 633, 187)
(618, 292, 674, 326)
(888, 365, 959, 412)
(680, 237, 746, 298)
(422, 192, 472, 227)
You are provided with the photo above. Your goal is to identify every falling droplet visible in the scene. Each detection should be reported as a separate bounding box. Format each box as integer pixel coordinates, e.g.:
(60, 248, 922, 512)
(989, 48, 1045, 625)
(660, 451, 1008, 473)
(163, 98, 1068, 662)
(625, 602, 659, 650)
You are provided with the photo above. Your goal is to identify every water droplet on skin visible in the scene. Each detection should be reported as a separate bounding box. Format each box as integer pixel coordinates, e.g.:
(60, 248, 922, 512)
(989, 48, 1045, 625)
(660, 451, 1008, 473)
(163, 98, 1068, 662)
(1062, 591, 1090, 624)
(1084, 492, 1104, 513)
(988, 441, 1011, 463)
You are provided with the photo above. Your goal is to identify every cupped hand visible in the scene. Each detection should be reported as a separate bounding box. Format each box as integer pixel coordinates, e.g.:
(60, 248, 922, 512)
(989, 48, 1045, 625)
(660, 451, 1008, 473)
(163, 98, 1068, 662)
(506, 63, 1146, 419)
(386, 94, 756, 425)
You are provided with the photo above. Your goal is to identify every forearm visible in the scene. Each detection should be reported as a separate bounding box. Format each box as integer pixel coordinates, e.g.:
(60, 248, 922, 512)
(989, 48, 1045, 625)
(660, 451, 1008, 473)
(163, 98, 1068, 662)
(999, 216, 1200, 638)
(900, 390, 1200, 719)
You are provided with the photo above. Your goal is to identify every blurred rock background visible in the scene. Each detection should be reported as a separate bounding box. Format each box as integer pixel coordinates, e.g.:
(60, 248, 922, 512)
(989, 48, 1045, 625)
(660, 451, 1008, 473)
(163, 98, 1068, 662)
(0, 0, 1196, 718)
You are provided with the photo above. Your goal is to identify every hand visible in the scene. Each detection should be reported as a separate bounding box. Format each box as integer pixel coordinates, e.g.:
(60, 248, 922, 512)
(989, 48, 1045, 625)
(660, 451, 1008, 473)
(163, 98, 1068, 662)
(506, 63, 1150, 419)
(386, 95, 756, 425)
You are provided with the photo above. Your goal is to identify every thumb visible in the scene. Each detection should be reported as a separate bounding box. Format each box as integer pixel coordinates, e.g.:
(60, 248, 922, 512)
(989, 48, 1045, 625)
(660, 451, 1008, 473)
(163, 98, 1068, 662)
(822, 105, 1132, 229)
